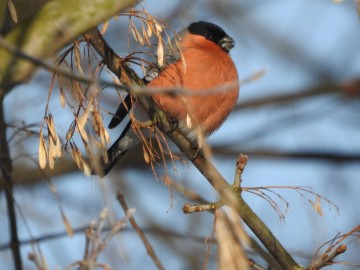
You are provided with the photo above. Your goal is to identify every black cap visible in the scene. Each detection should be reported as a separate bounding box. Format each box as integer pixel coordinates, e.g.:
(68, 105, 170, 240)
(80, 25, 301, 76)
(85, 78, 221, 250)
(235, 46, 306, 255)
(187, 21, 235, 51)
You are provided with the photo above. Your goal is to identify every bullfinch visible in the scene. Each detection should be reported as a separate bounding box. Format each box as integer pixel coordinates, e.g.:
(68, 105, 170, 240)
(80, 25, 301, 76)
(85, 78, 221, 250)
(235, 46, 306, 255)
(99, 21, 239, 175)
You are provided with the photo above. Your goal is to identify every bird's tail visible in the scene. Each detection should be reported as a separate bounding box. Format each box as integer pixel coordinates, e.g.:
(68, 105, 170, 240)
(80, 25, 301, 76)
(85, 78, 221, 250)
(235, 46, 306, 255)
(93, 120, 132, 176)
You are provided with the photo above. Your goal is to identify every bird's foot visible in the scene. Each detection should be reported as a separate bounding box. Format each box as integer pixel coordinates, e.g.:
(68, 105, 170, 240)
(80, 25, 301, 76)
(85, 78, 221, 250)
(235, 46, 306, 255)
(166, 116, 179, 134)
(189, 141, 202, 160)
(133, 119, 155, 129)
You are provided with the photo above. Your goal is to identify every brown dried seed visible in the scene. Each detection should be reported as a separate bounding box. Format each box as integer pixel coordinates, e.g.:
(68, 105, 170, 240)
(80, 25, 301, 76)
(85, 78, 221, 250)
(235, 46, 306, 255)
(143, 145, 150, 164)
(59, 88, 65, 108)
(100, 21, 108, 35)
(38, 132, 48, 169)
(157, 38, 164, 66)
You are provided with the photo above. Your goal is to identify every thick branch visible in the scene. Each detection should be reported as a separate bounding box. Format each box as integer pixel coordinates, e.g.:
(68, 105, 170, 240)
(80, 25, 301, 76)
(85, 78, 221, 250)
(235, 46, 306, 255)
(0, 0, 138, 92)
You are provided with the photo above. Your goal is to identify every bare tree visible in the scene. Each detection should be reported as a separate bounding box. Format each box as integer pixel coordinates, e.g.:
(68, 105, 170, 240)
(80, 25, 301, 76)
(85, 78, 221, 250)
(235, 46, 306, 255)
(1, 1, 359, 270)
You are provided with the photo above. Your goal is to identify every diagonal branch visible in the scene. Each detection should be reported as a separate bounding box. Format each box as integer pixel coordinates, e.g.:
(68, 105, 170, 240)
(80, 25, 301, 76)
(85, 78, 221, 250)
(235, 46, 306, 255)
(83, 28, 144, 87)
(115, 72, 300, 269)
(0, 0, 138, 93)
(117, 193, 165, 270)
(85, 28, 302, 270)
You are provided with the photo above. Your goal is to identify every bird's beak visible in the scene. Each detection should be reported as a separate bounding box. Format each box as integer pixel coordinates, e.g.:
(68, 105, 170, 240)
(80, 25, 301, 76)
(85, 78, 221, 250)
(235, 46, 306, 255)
(219, 36, 235, 52)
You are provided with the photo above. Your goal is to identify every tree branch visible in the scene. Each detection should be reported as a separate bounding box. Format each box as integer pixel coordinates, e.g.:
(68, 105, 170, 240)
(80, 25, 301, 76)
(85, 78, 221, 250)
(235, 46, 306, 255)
(0, 0, 138, 92)
(117, 193, 165, 270)
(235, 79, 360, 111)
(83, 28, 144, 86)
(85, 28, 302, 270)
(0, 94, 22, 270)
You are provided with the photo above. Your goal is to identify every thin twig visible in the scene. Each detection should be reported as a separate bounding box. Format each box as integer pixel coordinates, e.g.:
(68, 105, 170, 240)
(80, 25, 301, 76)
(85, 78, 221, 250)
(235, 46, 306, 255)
(117, 193, 165, 270)
(213, 148, 360, 163)
(166, 176, 208, 203)
(233, 154, 248, 187)
(249, 258, 266, 270)
(234, 79, 360, 112)
(309, 225, 360, 269)
(309, 245, 347, 270)
(183, 154, 248, 214)
(132, 175, 283, 269)
(0, 224, 211, 252)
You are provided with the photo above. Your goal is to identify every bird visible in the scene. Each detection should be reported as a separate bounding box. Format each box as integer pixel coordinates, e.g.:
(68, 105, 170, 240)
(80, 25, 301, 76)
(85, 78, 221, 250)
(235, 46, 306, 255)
(98, 21, 240, 176)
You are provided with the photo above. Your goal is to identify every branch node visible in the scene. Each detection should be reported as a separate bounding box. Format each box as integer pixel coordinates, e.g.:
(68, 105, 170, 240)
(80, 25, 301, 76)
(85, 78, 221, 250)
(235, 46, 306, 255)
(233, 153, 248, 187)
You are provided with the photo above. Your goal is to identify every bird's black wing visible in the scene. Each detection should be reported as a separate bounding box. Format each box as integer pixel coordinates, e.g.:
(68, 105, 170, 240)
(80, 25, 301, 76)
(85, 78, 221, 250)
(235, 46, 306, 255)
(108, 94, 132, 129)
(107, 29, 187, 129)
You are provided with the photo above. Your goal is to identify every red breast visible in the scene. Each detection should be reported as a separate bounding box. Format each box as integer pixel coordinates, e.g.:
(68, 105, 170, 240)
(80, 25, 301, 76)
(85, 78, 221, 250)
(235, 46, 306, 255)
(149, 33, 239, 137)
